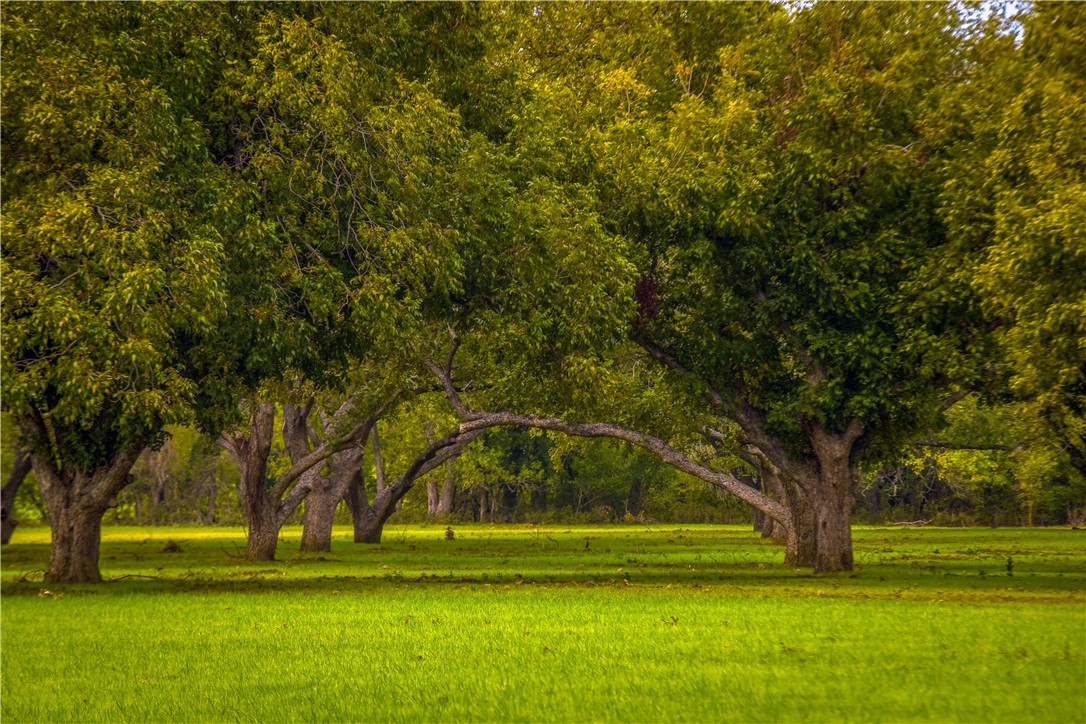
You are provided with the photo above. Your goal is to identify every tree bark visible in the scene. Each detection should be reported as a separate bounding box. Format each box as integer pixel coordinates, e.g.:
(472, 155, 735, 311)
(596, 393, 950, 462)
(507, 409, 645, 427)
(437, 458, 456, 517)
(300, 484, 340, 553)
(2, 449, 32, 544)
(426, 478, 439, 520)
(779, 474, 817, 568)
(627, 477, 644, 516)
(28, 443, 144, 583)
(804, 422, 862, 573)
(223, 402, 278, 562)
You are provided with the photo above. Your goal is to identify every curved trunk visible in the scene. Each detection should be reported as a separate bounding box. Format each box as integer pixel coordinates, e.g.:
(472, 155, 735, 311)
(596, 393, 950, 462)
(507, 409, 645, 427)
(245, 497, 279, 562)
(1, 450, 32, 545)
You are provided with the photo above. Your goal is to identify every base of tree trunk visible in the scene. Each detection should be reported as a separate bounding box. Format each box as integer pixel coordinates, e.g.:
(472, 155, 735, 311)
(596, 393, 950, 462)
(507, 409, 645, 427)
(45, 507, 106, 583)
(245, 524, 279, 561)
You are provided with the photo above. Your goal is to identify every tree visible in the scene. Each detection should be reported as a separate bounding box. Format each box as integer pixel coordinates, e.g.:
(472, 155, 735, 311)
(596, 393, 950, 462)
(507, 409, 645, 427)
(0, 4, 296, 582)
(489, 2, 1016, 571)
(940, 4, 1086, 482)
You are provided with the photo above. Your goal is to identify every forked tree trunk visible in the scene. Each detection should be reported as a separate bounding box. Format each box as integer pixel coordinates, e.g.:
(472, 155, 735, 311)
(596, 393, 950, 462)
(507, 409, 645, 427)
(225, 402, 278, 562)
(353, 430, 480, 544)
(2, 450, 32, 544)
(29, 444, 144, 583)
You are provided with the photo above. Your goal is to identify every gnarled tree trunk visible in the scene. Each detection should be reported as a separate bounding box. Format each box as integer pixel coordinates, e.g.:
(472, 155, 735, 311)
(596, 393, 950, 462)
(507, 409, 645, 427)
(804, 422, 863, 573)
(30, 445, 144, 583)
(223, 402, 278, 562)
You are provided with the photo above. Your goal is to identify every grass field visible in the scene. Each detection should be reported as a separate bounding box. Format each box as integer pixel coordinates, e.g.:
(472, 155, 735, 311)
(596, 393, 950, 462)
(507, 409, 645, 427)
(1, 524, 1083, 722)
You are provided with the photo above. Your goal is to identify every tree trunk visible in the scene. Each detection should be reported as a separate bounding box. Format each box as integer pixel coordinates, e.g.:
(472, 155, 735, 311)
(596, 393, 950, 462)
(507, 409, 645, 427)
(45, 498, 108, 583)
(437, 458, 456, 517)
(2, 449, 32, 544)
(373, 423, 386, 493)
(627, 477, 644, 517)
(478, 487, 489, 522)
(426, 478, 439, 520)
(226, 402, 278, 562)
(806, 423, 861, 573)
(300, 485, 339, 553)
(761, 466, 787, 544)
(29, 445, 144, 583)
(205, 484, 217, 524)
(245, 496, 280, 561)
(345, 455, 370, 543)
(780, 475, 817, 568)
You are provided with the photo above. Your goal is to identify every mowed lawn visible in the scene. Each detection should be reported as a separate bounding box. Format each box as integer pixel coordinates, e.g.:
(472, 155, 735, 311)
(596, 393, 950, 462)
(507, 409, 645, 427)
(1, 525, 1083, 722)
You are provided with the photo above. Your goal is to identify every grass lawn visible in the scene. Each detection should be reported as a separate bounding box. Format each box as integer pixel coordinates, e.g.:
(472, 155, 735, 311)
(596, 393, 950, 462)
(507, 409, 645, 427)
(1, 524, 1083, 722)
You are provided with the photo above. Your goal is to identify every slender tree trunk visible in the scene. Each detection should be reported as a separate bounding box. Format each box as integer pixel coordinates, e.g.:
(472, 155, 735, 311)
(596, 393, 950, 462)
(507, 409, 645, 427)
(627, 477, 644, 517)
(205, 484, 217, 524)
(426, 478, 439, 520)
(2, 449, 32, 544)
(29, 444, 143, 583)
(373, 423, 386, 493)
(478, 487, 489, 522)
(758, 465, 785, 544)
(437, 459, 456, 517)
(345, 454, 370, 543)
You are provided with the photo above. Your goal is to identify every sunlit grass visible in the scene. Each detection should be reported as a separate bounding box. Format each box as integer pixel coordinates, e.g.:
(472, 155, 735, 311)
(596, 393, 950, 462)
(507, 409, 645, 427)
(2, 525, 1083, 722)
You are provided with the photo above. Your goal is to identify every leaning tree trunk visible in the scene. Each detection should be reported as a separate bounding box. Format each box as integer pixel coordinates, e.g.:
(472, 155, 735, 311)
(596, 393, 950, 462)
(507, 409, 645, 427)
(2, 449, 32, 544)
(30, 445, 144, 583)
(353, 429, 480, 544)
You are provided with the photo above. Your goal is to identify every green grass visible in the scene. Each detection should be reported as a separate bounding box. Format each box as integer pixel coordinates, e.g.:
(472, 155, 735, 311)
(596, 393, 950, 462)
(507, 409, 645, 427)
(2, 525, 1084, 722)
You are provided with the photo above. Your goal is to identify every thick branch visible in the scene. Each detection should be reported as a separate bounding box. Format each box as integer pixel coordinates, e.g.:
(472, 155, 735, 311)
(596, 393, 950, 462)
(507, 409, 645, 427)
(456, 412, 791, 527)
(269, 390, 401, 502)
